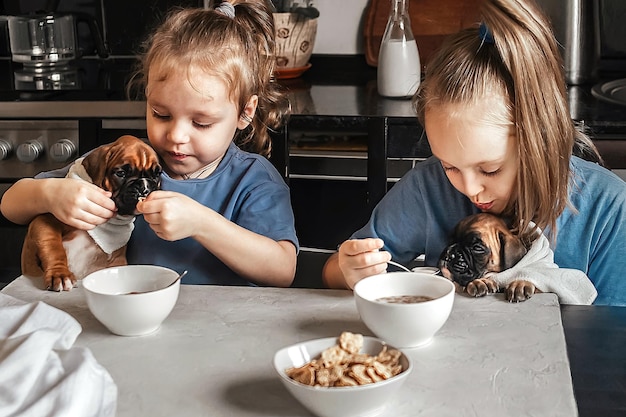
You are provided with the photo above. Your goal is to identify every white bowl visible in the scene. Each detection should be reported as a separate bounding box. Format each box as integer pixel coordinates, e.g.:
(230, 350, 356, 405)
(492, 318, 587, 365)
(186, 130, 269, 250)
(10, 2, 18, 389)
(82, 265, 181, 336)
(354, 272, 455, 348)
(273, 336, 412, 417)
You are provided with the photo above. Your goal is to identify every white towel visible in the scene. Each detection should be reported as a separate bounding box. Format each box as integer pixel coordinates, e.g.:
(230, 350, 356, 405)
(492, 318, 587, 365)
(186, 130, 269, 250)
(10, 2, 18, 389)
(66, 157, 135, 254)
(66, 157, 92, 183)
(487, 227, 597, 305)
(0, 293, 117, 417)
(87, 214, 135, 254)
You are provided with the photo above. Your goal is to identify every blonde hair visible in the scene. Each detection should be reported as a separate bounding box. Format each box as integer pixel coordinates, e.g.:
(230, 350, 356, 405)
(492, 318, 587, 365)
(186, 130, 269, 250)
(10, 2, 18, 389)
(128, 0, 290, 157)
(414, 0, 602, 241)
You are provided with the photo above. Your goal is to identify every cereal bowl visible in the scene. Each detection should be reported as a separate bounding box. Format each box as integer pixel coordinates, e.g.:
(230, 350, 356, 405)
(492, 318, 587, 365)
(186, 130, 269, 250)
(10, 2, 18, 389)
(273, 335, 412, 417)
(354, 272, 455, 348)
(82, 265, 181, 336)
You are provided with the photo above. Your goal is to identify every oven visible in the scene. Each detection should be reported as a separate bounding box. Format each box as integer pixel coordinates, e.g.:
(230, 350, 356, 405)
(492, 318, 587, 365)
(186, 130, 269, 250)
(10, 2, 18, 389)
(0, 120, 80, 281)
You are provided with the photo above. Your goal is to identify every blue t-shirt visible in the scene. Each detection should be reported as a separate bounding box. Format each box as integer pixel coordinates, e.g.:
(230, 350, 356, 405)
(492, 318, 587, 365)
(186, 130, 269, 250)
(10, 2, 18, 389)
(37, 142, 299, 286)
(352, 156, 626, 306)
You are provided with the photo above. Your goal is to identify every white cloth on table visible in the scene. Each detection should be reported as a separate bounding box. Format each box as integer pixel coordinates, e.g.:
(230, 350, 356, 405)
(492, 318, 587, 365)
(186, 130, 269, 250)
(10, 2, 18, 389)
(0, 293, 117, 417)
(488, 228, 597, 305)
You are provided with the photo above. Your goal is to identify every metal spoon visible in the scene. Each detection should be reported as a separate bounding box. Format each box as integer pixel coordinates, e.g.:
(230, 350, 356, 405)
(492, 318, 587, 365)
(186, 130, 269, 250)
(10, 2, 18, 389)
(164, 270, 188, 288)
(387, 260, 412, 272)
(126, 270, 188, 295)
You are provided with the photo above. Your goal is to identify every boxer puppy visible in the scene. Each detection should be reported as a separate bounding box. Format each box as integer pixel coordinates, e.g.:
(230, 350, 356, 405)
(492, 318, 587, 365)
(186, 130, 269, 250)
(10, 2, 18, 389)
(21, 135, 161, 291)
(438, 213, 536, 302)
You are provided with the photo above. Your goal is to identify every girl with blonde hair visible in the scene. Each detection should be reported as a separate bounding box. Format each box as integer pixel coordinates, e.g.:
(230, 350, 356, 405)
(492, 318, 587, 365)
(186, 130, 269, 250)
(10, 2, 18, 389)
(1, 1, 298, 287)
(323, 0, 626, 305)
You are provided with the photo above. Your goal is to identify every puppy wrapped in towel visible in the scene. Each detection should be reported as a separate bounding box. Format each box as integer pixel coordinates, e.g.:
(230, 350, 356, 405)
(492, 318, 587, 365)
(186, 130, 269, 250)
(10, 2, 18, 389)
(439, 213, 597, 305)
(21, 135, 161, 292)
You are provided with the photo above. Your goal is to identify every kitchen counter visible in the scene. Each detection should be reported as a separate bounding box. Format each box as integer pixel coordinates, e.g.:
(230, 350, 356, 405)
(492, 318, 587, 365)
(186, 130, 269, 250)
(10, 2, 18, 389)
(1, 55, 626, 122)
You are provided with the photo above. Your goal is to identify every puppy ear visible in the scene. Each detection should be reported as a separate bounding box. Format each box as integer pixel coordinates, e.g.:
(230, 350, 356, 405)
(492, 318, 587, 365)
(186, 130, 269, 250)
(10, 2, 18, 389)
(83, 142, 115, 191)
(82, 143, 111, 188)
(499, 231, 528, 270)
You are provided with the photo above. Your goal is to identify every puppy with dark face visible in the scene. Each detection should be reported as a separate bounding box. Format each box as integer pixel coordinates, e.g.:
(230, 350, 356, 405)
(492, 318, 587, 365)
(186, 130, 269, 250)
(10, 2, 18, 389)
(438, 213, 537, 302)
(21, 135, 162, 291)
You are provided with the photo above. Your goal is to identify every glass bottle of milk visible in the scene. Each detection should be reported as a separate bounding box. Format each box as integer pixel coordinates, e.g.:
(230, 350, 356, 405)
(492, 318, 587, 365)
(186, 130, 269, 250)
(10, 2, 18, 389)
(377, 0, 421, 98)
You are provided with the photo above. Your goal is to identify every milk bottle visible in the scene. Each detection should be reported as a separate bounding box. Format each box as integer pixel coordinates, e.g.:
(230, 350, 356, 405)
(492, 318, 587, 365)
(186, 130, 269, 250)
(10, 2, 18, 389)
(377, 0, 421, 98)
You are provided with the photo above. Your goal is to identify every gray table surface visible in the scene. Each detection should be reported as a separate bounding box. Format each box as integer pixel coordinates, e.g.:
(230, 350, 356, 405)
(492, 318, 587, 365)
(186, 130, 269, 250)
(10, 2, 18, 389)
(2, 275, 577, 417)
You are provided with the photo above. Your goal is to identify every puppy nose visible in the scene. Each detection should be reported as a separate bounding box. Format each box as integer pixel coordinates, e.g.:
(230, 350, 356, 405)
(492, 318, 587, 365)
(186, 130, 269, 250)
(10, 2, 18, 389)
(135, 178, 153, 196)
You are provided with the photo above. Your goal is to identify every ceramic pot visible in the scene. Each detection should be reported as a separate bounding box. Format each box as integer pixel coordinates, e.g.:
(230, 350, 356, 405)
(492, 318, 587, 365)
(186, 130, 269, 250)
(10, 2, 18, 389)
(273, 12, 317, 74)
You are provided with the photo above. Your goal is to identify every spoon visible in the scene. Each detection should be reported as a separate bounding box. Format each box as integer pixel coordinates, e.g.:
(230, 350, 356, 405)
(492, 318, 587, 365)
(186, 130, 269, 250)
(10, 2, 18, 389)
(165, 270, 188, 288)
(387, 260, 412, 272)
(126, 270, 188, 295)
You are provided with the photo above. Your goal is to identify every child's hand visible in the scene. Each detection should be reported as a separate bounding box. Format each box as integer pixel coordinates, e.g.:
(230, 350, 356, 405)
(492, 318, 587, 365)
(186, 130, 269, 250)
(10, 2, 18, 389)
(337, 238, 391, 289)
(49, 178, 116, 230)
(136, 190, 200, 241)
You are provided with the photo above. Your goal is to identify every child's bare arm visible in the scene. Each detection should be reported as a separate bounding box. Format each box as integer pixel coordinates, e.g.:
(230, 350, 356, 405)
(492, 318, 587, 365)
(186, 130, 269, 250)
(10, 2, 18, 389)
(1, 177, 116, 229)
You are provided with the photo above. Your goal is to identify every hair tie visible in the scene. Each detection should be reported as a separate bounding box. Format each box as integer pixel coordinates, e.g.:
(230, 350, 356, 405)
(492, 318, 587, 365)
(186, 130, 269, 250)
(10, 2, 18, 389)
(479, 22, 494, 45)
(216, 1, 235, 18)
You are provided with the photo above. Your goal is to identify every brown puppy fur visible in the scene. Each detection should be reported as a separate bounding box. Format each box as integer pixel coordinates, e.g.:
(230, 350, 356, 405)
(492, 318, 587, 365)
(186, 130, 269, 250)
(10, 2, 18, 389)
(21, 135, 161, 291)
(438, 213, 539, 302)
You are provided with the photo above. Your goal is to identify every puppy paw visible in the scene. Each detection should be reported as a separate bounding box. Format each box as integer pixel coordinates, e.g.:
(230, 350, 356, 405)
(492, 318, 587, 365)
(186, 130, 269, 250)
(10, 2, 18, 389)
(466, 277, 499, 297)
(44, 269, 76, 292)
(505, 280, 536, 302)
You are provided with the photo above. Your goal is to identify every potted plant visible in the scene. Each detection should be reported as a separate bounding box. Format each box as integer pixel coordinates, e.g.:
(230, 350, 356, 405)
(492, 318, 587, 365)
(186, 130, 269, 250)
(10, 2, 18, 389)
(271, 1, 319, 78)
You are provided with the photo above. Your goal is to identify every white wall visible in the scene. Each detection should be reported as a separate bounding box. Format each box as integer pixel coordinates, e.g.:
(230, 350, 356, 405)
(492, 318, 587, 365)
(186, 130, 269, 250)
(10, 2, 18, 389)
(312, 0, 369, 54)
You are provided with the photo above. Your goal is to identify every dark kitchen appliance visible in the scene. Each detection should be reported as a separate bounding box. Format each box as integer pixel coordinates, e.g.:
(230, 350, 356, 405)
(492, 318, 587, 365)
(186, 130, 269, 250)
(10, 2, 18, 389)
(1, 9, 110, 91)
(2, 12, 108, 66)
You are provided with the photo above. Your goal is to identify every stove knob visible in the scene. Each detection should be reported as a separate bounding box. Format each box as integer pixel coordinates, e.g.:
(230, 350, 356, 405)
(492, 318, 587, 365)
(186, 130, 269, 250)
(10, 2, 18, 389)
(0, 139, 12, 160)
(50, 139, 77, 163)
(17, 140, 45, 163)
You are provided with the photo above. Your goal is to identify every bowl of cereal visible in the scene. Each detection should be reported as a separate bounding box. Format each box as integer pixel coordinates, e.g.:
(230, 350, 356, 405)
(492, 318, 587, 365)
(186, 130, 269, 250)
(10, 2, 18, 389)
(354, 272, 455, 349)
(82, 265, 181, 337)
(273, 332, 412, 417)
